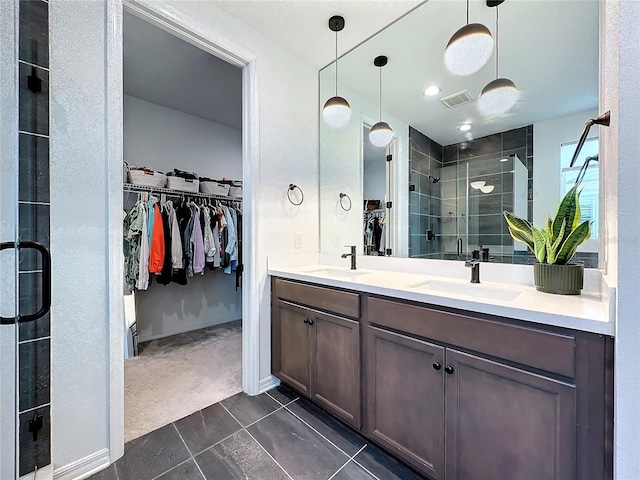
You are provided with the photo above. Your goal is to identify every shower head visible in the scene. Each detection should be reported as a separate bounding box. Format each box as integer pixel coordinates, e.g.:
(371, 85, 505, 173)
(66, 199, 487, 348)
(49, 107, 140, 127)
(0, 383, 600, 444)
(428, 175, 441, 184)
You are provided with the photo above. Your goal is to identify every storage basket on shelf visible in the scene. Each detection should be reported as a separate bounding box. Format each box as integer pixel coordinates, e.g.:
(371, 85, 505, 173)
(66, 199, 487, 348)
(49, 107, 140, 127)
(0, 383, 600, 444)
(128, 167, 167, 188)
(167, 176, 199, 193)
(229, 180, 242, 198)
(200, 179, 231, 196)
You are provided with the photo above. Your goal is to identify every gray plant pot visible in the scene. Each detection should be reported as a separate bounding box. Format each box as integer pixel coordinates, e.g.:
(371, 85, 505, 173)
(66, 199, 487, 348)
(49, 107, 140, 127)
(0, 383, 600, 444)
(533, 263, 584, 295)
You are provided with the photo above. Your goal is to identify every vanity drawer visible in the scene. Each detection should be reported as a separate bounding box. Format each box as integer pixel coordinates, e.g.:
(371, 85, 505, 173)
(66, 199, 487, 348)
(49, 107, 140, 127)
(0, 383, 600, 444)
(366, 296, 576, 378)
(274, 278, 360, 319)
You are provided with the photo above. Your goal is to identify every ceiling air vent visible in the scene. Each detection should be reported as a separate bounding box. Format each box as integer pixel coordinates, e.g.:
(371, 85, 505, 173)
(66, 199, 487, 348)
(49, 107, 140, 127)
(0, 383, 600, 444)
(440, 90, 474, 109)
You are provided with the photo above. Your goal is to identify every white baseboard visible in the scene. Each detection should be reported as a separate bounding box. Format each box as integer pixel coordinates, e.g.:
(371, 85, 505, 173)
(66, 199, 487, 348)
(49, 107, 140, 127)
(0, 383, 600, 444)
(137, 317, 242, 343)
(53, 449, 110, 480)
(259, 375, 280, 394)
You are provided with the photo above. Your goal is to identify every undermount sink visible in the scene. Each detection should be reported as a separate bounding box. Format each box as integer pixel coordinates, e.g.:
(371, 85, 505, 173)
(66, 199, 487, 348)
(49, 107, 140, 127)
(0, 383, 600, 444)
(305, 268, 371, 278)
(408, 279, 521, 302)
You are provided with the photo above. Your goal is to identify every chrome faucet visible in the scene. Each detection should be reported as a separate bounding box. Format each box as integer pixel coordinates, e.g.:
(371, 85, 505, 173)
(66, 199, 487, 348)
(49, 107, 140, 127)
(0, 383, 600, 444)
(465, 260, 480, 283)
(341, 246, 357, 270)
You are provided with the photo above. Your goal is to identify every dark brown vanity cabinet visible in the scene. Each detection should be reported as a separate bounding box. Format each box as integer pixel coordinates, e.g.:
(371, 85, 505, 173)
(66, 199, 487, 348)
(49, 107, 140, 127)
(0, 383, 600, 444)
(272, 279, 361, 428)
(271, 278, 612, 480)
(444, 349, 576, 480)
(365, 326, 445, 479)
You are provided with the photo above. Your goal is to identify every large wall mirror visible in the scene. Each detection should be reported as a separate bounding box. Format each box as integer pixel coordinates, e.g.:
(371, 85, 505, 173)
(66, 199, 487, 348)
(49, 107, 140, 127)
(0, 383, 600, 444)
(319, 0, 600, 267)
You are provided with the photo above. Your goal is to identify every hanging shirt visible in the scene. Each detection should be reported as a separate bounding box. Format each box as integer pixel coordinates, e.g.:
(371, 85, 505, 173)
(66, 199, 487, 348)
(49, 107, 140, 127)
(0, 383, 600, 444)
(149, 203, 165, 273)
(191, 204, 206, 275)
(147, 199, 155, 247)
(123, 202, 144, 294)
(156, 208, 174, 285)
(203, 206, 216, 263)
(166, 201, 183, 270)
(137, 202, 150, 290)
(211, 209, 222, 269)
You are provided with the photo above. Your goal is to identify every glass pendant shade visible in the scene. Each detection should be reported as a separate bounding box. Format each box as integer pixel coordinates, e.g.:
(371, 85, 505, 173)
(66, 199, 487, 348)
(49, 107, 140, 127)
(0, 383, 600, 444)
(478, 78, 519, 116)
(323, 96, 351, 129)
(470, 180, 486, 189)
(480, 185, 495, 193)
(444, 23, 494, 76)
(369, 121, 394, 148)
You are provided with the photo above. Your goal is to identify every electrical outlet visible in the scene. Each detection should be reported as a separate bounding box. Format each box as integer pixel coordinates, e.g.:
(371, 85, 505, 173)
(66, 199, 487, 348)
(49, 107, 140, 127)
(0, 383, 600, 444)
(334, 234, 340, 247)
(294, 232, 303, 249)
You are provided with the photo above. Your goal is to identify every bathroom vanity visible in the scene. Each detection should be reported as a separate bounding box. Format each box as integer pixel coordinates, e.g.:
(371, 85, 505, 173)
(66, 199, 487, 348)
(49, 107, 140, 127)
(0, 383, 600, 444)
(270, 265, 613, 480)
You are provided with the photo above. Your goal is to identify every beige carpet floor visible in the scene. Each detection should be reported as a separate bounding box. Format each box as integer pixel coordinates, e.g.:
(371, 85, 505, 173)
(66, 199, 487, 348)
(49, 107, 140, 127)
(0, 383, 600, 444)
(124, 320, 242, 442)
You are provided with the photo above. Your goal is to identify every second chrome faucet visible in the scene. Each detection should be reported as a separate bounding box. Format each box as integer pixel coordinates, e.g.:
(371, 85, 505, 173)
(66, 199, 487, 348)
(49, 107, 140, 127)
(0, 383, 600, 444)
(341, 246, 357, 270)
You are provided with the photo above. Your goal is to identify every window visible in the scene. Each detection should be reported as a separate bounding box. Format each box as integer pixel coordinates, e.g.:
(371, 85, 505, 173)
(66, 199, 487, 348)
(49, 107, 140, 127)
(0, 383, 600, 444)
(560, 137, 598, 239)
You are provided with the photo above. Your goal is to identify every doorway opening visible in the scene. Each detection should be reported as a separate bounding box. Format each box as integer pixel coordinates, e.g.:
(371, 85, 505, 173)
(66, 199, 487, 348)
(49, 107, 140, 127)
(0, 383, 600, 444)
(121, 10, 245, 442)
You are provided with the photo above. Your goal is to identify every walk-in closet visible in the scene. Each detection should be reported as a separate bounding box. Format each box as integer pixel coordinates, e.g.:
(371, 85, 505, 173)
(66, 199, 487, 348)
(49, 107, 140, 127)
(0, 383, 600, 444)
(121, 13, 244, 442)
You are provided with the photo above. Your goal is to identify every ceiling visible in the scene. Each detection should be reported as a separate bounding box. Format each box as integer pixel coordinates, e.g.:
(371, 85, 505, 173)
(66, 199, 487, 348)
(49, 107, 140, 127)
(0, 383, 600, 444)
(214, 0, 425, 70)
(123, 12, 242, 130)
(320, 0, 600, 146)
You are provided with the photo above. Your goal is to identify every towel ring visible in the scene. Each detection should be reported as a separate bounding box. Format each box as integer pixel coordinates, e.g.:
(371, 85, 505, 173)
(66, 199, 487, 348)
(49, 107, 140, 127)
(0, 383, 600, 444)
(287, 184, 304, 205)
(339, 193, 352, 211)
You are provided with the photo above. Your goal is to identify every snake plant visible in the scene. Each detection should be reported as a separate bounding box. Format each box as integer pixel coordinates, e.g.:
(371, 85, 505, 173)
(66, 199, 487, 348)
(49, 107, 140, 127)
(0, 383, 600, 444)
(503, 185, 591, 265)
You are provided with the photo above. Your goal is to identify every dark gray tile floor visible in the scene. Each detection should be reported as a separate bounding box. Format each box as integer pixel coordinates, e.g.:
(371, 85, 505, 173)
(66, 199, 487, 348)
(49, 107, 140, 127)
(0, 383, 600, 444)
(89, 386, 426, 480)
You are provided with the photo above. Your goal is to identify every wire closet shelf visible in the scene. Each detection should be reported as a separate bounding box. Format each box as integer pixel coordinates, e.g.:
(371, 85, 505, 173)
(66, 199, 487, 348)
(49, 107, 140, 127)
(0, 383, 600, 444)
(123, 183, 242, 203)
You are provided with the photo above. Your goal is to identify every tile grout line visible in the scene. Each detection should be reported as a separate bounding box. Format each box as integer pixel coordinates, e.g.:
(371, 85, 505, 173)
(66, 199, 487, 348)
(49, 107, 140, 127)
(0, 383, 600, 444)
(283, 403, 359, 460)
(351, 456, 383, 480)
(170, 423, 208, 480)
(18, 130, 50, 139)
(18, 59, 50, 71)
(327, 444, 369, 480)
(220, 402, 295, 480)
(149, 456, 193, 480)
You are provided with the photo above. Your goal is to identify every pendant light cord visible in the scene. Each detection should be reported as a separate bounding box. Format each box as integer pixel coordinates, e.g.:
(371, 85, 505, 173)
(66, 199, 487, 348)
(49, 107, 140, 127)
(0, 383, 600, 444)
(495, 6, 499, 78)
(379, 66, 382, 121)
(466, 0, 469, 25)
(335, 29, 338, 97)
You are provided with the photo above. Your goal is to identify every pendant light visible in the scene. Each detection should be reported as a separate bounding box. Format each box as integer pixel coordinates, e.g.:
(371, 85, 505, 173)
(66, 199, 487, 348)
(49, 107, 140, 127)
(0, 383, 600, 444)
(369, 56, 393, 148)
(322, 16, 351, 129)
(444, 0, 494, 76)
(478, 1, 519, 116)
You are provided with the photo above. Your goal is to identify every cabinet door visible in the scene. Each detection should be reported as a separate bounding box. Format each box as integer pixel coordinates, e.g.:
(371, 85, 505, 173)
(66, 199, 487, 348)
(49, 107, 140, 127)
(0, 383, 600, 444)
(311, 311, 361, 428)
(272, 300, 311, 394)
(445, 349, 576, 480)
(365, 326, 445, 479)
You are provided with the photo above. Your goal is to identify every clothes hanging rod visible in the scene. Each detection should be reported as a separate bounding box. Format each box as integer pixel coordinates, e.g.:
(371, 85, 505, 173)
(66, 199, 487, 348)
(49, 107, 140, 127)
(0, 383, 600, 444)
(123, 183, 242, 202)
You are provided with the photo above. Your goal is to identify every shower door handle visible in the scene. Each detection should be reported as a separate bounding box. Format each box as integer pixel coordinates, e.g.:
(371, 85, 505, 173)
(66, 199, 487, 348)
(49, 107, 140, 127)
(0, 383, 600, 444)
(0, 241, 51, 325)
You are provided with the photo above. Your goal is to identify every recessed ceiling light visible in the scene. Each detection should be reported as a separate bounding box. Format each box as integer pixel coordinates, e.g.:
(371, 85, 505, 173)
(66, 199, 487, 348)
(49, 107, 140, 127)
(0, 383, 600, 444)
(480, 185, 495, 193)
(470, 180, 486, 189)
(424, 85, 441, 97)
(458, 124, 472, 132)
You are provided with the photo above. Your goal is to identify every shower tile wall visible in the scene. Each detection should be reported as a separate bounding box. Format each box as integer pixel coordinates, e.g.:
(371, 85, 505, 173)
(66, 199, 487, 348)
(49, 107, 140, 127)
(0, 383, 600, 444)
(408, 127, 443, 258)
(17, 0, 51, 475)
(442, 126, 532, 262)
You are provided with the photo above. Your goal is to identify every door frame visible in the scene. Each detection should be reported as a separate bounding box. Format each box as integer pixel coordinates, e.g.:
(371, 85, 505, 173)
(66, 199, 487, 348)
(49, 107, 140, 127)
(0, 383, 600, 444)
(106, 0, 261, 461)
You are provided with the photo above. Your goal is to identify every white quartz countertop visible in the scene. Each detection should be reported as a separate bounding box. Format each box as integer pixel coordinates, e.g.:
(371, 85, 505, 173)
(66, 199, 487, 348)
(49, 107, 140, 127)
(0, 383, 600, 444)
(268, 259, 615, 336)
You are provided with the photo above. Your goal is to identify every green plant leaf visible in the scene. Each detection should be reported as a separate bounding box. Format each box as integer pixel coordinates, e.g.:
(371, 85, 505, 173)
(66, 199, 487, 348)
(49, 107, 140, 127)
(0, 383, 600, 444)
(509, 227, 535, 253)
(547, 218, 567, 264)
(546, 216, 553, 239)
(503, 211, 534, 248)
(556, 220, 591, 264)
(532, 227, 547, 264)
(552, 185, 581, 243)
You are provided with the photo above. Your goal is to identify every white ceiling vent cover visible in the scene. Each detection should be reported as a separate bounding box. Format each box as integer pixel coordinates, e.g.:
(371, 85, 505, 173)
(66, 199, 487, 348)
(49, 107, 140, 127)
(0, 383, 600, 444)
(440, 90, 474, 108)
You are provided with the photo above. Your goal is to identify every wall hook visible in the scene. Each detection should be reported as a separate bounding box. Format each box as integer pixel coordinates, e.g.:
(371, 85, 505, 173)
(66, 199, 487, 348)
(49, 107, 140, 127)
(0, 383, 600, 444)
(287, 184, 304, 205)
(339, 193, 352, 211)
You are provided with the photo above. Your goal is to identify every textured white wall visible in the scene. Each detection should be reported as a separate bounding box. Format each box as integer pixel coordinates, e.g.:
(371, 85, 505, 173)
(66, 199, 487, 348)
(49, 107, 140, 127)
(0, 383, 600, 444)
(319, 69, 409, 256)
(533, 108, 599, 252)
(123, 95, 242, 341)
(47, 0, 320, 473)
(123, 95, 242, 180)
(49, 0, 113, 470)
(608, 0, 640, 478)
